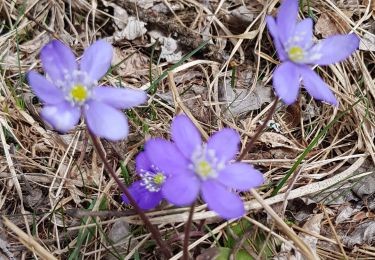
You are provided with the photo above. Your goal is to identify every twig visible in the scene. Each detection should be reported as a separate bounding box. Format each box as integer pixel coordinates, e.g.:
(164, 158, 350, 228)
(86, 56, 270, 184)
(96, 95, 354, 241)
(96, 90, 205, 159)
(3, 217, 57, 260)
(88, 131, 172, 258)
(249, 189, 317, 259)
(238, 97, 279, 161)
(322, 206, 348, 259)
(183, 202, 195, 260)
(65, 208, 136, 218)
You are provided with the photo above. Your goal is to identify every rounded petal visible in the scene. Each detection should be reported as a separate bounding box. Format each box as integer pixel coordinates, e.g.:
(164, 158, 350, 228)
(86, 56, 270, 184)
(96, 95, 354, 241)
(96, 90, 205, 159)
(266, 16, 287, 61)
(122, 181, 163, 210)
(40, 40, 77, 82)
(84, 100, 128, 141)
(201, 180, 244, 219)
(135, 152, 153, 173)
(162, 173, 200, 206)
(277, 0, 298, 43)
(41, 101, 81, 133)
(207, 128, 240, 162)
(27, 71, 64, 104)
(172, 115, 202, 159)
(80, 40, 113, 82)
(144, 138, 189, 175)
(218, 163, 264, 191)
(289, 18, 313, 49)
(93, 86, 147, 109)
(272, 61, 300, 105)
(299, 66, 338, 105)
(307, 34, 359, 65)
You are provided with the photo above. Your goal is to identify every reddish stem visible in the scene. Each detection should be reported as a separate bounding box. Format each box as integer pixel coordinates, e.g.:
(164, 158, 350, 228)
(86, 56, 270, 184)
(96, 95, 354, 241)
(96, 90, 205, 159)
(89, 132, 172, 258)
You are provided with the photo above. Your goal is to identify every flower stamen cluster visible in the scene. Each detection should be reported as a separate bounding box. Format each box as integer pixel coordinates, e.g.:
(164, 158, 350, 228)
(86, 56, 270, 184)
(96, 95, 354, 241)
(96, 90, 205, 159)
(139, 166, 166, 192)
(190, 144, 224, 180)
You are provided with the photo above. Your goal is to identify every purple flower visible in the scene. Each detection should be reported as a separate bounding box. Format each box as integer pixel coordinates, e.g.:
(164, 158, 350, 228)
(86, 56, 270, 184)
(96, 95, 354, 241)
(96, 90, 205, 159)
(122, 152, 166, 210)
(267, 0, 359, 105)
(144, 115, 264, 219)
(27, 40, 147, 141)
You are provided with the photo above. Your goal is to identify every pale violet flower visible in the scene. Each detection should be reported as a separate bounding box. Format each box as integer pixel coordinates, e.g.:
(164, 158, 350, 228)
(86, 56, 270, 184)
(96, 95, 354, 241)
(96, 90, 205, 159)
(267, 0, 359, 105)
(122, 152, 167, 210)
(27, 40, 147, 140)
(144, 115, 264, 219)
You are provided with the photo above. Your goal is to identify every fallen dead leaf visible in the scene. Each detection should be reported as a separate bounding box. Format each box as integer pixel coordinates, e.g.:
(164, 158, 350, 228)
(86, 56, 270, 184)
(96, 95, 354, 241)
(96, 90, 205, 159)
(295, 213, 323, 260)
(343, 221, 375, 248)
(116, 16, 147, 41)
(336, 205, 359, 224)
(359, 32, 375, 51)
(220, 83, 272, 118)
(149, 30, 182, 62)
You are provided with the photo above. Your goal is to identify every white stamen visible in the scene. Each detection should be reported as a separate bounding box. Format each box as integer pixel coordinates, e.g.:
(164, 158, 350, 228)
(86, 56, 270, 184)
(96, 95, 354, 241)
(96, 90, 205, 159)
(139, 167, 166, 192)
(190, 144, 225, 180)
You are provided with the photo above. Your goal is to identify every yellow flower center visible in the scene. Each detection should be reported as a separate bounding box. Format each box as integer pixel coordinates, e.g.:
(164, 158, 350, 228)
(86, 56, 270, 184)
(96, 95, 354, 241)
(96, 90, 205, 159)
(153, 173, 165, 185)
(70, 84, 88, 102)
(197, 161, 212, 177)
(288, 46, 304, 61)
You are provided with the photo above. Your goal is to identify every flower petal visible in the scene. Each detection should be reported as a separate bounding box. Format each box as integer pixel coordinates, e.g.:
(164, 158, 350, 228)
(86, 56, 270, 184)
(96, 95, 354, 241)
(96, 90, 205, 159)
(80, 40, 113, 82)
(289, 18, 313, 50)
(266, 16, 287, 61)
(84, 100, 128, 141)
(162, 173, 200, 206)
(277, 0, 298, 43)
(272, 61, 300, 105)
(307, 34, 359, 65)
(201, 180, 244, 219)
(27, 71, 64, 104)
(207, 128, 240, 162)
(145, 138, 189, 175)
(40, 40, 77, 82)
(41, 101, 80, 133)
(299, 66, 337, 105)
(218, 163, 264, 191)
(122, 181, 163, 210)
(135, 152, 153, 173)
(93, 86, 147, 109)
(172, 115, 202, 159)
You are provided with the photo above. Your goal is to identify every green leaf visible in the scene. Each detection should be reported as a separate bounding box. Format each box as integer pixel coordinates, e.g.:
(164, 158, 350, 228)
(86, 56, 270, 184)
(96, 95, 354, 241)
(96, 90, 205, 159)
(216, 247, 253, 260)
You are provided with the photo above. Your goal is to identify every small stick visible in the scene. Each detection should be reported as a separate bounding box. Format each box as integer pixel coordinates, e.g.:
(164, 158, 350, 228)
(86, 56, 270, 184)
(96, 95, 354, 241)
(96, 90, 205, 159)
(88, 132, 172, 258)
(322, 206, 348, 259)
(237, 97, 279, 161)
(183, 202, 196, 260)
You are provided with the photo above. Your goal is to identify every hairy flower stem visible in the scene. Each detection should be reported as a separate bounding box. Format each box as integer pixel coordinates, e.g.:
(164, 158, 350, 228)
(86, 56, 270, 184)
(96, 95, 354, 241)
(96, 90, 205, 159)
(183, 202, 196, 260)
(89, 132, 172, 258)
(237, 97, 279, 161)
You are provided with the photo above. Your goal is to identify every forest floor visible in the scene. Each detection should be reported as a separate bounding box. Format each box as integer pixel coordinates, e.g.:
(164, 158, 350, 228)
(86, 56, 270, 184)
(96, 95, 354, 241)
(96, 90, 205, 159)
(1, 0, 375, 259)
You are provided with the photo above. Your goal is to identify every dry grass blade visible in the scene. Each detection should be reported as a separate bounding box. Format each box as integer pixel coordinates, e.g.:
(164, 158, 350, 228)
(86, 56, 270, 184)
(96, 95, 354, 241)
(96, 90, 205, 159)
(2, 217, 58, 260)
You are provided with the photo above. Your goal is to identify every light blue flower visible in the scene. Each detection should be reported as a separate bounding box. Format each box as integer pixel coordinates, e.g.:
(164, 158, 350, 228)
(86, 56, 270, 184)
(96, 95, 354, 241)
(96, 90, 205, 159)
(267, 0, 359, 105)
(27, 40, 147, 140)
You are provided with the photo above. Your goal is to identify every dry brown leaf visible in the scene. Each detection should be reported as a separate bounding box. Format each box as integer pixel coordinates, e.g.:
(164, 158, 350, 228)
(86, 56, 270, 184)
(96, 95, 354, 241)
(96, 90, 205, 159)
(315, 13, 341, 37)
(258, 132, 302, 150)
(295, 213, 324, 260)
(343, 221, 375, 248)
(315, 12, 351, 37)
(220, 83, 272, 118)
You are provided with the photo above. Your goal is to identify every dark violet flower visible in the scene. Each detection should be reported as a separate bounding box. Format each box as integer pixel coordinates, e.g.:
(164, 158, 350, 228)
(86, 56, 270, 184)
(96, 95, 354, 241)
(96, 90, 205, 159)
(27, 40, 147, 141)
(144, 115, 264, 219)
(122, 152, 166, 210)
(266, 0, 359, 105)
